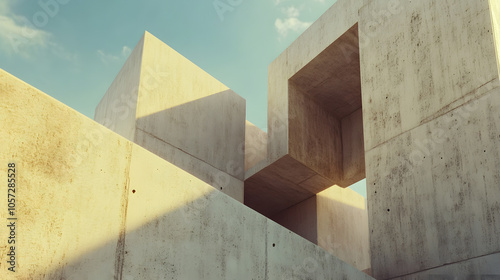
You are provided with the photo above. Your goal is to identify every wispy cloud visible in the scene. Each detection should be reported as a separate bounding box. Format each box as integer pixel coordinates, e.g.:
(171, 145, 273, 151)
(0, 0, 76, 61)
(274, 6, 311, 39)
(0, 1, 51, 58)
(274, 0, 288, 5)
(97, 46, 132, 64)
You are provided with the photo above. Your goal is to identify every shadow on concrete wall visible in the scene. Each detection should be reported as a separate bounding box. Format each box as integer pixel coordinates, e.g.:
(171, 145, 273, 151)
(134, 90, 245, 188)
(38, 188, 262, 279)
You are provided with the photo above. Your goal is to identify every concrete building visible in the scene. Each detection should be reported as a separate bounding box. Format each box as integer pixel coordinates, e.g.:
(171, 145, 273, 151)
(1, 0, 500, 279)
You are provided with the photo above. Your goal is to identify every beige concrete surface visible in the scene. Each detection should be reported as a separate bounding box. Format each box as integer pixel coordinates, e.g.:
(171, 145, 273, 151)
(367, 86, 500, 279)
(0, 68, 374, 279)
(266, 218, 372, 280)
(359, 0, 500, 151)
(95, 32, 245, 201)
(395, 252, 500, 279)
(317, 186, 370, 272)
(0, 69, 132, 279)
(94, 35, 144, 141)
(244, 121, 267, 172)
(270, 196, 318, 245)
(271, 186, 370, 273)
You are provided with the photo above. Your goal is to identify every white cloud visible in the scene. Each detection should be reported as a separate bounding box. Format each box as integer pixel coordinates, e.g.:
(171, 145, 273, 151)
(0, 0, 75, 60)
(283, 6, 300, 17)
(274, 6, 311, 39)
(274, 0, 288, 5)
(0, 2, 51, 58)
(97, 46, 132, 64)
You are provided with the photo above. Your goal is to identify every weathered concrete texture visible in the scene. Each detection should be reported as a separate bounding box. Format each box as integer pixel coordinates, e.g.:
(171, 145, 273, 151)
(316, 186, 370, 272)
(394, 252, 500, 280)
(266, 219, 373, 280)
(357, 0, 500, 278)
(95, 32, 245, 201)
(359, 0, 500, 151)
(0, 69, 374, 279)
(246, 0, 368, 216)
(244, 121, 267, 172)
(367, 86, 500, 279)
(0, 69, 132, 279)
(271, 186, 370, 272)
(270, 195, 318, 245)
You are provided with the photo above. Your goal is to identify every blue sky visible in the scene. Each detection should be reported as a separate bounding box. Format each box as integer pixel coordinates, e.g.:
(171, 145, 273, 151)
(0, 0, 367, 197)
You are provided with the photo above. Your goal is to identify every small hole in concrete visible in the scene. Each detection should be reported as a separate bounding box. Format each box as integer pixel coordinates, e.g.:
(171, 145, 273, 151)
(387, 209, 390, 212)
(220, 187, 223, 190)
(375, 191, 377, 194)
(132, 190, 136, 194)
(484, 150, 486, 153)
(272, 243, 275, 247)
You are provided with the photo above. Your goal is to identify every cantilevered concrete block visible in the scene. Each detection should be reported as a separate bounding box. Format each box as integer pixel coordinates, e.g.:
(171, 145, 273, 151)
(270, 186, 370, 273)
(95, 32, 245, 202)
(245, 0, 367, 216)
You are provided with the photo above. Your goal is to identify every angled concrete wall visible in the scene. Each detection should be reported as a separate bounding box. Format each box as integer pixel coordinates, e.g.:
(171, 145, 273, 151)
(95, 32, 245, 202)
(0, 68, 373, 280)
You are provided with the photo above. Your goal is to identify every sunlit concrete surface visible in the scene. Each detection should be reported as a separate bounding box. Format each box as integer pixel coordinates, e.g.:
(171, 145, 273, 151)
(95, 32, 245, 202)
(270, 186, 370, 272)
(2, 0, 500, 278)
(0, 68, 373, 279)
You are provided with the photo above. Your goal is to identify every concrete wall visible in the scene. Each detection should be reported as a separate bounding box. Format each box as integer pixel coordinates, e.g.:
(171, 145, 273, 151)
(359, 0, 500, 278)
(0, 68, 373, 280)
(317, 186, 370, 273)
(270, 186, 371, 273)
(95, 32, 245, 202)
(395, 252, 500, 279)
(244, 121, 267, 172)
(270, 196, 318, 245)
(94, 35, 144, 141)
